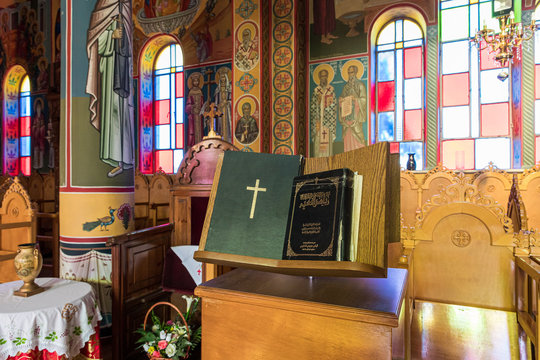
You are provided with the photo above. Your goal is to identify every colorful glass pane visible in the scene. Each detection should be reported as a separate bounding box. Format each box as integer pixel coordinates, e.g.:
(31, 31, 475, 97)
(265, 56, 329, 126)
(20, 97, 30, 116)
(404, 47, 422, 79)
(155, 75, 171, 100)
(378, 112, 394, 141)
(20, 156, 30, 176)
(155, 46, 171, 70)
(20, 136, 30, 156)
(480, 103, 509, 137)
(399, 142, 423, 170)
(535, 99, 540, 134)
(403, 78, 422, 110)
(403, 20, 422, 40)
(442, 41, 469, 75)
(173, 149, 184, 174)
(441, 6, 469, 42)
(480, 44, 502, 70)
(377, 81, 395, 112)
(176, 123, 184, 148)
(176, 98, 184, 123)
(174, 45, 183, 66)
(176, 72, 184, 98)
(536, 136, 540, 162)
(390, 142, 400, 153)
(377, 22, 395, 44)
(377, 51, 394, 82)
(441, 139, 475, 169)
(155, 99, 170, 125)
(442, 73, 470, 106)
(155, 124, 171, 150)
(535, 27, 540, 61)
(480, 69, 509, 104)
(156, 150, 173, 173)
(404, 109, 422, 141)
(441, 106, 470, 139)
(20, 116, 30, 136)
(475, 137, 510, 169)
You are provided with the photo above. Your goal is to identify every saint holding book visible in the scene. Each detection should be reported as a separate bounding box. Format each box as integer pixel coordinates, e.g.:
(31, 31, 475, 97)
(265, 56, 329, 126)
(339, 61, 366, 151)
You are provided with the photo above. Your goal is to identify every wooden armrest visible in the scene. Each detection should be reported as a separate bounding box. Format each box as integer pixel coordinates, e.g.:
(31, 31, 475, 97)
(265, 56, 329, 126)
(0, 250, 16, 261)
(36, 212, 59, 219)
(0, 221, 32, 230)
(35, 199, 55, 204)
(106, 223, 173, 247)
(149, 202, 169, 209)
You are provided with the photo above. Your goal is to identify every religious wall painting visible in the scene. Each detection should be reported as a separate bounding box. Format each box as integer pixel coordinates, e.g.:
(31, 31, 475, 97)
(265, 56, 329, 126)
(234, 94, 260, 147)
(31, 96, 54, 173)
(235, 20, 259, 72)
(309, 57, 368, 157)
(309, 0, 367, 61)
(86, 0, 135, 180)
(185, 63, 233, 145)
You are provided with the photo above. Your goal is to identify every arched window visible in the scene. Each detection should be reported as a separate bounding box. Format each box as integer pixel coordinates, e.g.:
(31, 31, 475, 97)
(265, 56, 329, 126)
(375, 19, 425, 169)
(3, 66, 31, 176)
(139, 38, 185, 175)
(440, 0, 510, 169)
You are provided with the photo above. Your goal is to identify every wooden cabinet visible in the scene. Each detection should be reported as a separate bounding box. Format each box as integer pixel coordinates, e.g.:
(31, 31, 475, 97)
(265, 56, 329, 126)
(195, 267, 410, 360)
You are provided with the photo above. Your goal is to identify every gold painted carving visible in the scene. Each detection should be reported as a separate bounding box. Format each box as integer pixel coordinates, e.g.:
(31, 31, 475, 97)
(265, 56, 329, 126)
(451, 230, 471, 247)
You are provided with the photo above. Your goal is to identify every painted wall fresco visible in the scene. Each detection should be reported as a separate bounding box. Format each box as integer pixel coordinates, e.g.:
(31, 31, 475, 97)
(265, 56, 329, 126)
(233, 0, 261, 152)
(309, 57, 368, 157)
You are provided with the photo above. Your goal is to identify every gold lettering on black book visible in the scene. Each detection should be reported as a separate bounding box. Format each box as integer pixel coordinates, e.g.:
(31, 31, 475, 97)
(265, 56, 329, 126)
(299, 192, 331, 209)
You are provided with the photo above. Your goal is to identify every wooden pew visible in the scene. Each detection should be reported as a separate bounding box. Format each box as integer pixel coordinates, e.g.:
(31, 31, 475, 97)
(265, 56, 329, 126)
(106, 223, 173, 360)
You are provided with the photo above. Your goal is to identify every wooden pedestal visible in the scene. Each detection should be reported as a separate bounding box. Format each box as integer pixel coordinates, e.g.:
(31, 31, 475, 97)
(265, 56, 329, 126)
(195, 268, 409, 360)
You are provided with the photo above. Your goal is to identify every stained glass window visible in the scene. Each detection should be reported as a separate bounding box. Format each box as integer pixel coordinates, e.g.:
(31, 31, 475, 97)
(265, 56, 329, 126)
(152, 44, 185, 174)
(440, 0, 510, 169)
(3, 72, 31, 176)
(375, 19, 425, 170)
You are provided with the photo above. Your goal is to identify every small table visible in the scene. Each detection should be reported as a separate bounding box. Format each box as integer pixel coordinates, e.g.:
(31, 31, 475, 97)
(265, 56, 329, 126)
(0, 277, 102, 359)
(195, 268, 409, 360)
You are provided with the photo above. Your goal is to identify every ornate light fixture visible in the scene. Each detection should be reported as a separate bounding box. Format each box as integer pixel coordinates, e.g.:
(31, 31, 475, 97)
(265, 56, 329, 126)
(472, 13, 536, 69)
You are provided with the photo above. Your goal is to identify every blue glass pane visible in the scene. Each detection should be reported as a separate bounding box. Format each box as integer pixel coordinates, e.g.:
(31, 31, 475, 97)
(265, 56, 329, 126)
(20, 96, 30, 116)
(442, 41, 469, 74)
(377, 44, 395, 52)
(377, 51, 394, 82)
(404, 78, 422, 110)
(378, 112, 394, 141)
(534, 100, 540, 134)
(20, 136, 30, 156)
(396, 20, 403, 42)
(176, 98, 184, 123)
(441, 6, 469, 42)
(442, 106, 470, 139)
(475, 138, 510, 169)
(441, 0, 469, 10)
(480, 69, 509, 104)
(173, 149, 184, 174)
(399, 142, 423, 170)
(404, 39, 423, 48)
(156, 124, 171, 150)
(155, 68, 171, 76)
(155, 75, 171, 100)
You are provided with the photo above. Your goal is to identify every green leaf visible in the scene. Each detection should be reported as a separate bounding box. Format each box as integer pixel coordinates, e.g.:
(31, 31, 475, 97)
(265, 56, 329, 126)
(0, 338, 6, 345)
(13, 337, 26, 346)
(73, 326, 82, 336)
(45, 331, 58, 341)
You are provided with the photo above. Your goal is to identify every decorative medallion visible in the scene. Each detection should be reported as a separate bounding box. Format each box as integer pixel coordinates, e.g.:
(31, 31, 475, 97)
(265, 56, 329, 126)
(274, 144, 293, 155)
(487, 185, 496, 192)
(236, 0, 258, 20)
(273, 46, 293, 67)
(273, 120, 293, 141)
(236, 73, 258, 94)
(273, 0, 293, 18)
(451, 230, 471, 247)
(273, 95, 293, 116)
(273, 70, 293, 92)
(273, 21, 293, 43)
(10, 207, 19, 217)
(61, 303, 79, 320)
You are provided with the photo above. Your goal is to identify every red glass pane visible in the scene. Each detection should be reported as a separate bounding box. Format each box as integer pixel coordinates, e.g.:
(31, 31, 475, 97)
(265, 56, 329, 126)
(176, 123, 184, 149)
(156, 150, 173, 174)
(176, 72, 184, 98)
(441, 139, 475, 170)
(442, 73, 469, 107)
(390, 142, 399, 153)
(480, 103, 509, 137)
(20, 156, 30, 176)
(480, 44, 502, 70)
(404, 47, 422, 79)
(404, 109, 422, 141)
(20, 116, 30, 136)
(154, 99, 170, 125)
(377, 81, 395, 112)
(537, 136, 540, 163)
(536, 65, 540, 99)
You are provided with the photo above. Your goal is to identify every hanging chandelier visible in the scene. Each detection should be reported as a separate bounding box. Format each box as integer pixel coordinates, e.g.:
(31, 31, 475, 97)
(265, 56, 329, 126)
(472, 13, 536, 68)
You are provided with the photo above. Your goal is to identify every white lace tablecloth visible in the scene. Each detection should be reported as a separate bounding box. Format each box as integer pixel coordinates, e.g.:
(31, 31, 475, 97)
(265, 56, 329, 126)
(0, 277, 102, 359)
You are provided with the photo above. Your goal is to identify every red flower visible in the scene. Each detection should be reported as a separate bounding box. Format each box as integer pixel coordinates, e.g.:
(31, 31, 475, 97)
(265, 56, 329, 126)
(158, 340, 168, 350)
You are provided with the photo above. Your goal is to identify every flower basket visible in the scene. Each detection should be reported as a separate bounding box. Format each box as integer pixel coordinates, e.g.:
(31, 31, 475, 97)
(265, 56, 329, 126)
(143, 301, 190, 359)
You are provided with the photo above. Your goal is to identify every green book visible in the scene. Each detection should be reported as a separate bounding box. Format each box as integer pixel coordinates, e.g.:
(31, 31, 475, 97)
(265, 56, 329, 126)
(204, 151, 304, 259)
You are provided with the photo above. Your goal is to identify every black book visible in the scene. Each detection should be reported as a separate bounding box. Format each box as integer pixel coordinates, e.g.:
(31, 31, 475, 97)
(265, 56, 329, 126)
(282, 168, 355, 261)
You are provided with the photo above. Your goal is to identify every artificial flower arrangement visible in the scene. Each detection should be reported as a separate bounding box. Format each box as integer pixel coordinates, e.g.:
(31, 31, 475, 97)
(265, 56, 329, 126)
(136, 296, 202, 359)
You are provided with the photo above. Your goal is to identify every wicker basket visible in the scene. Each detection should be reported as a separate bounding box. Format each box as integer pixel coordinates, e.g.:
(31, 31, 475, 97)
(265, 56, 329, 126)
(144, 301, 190, 360)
